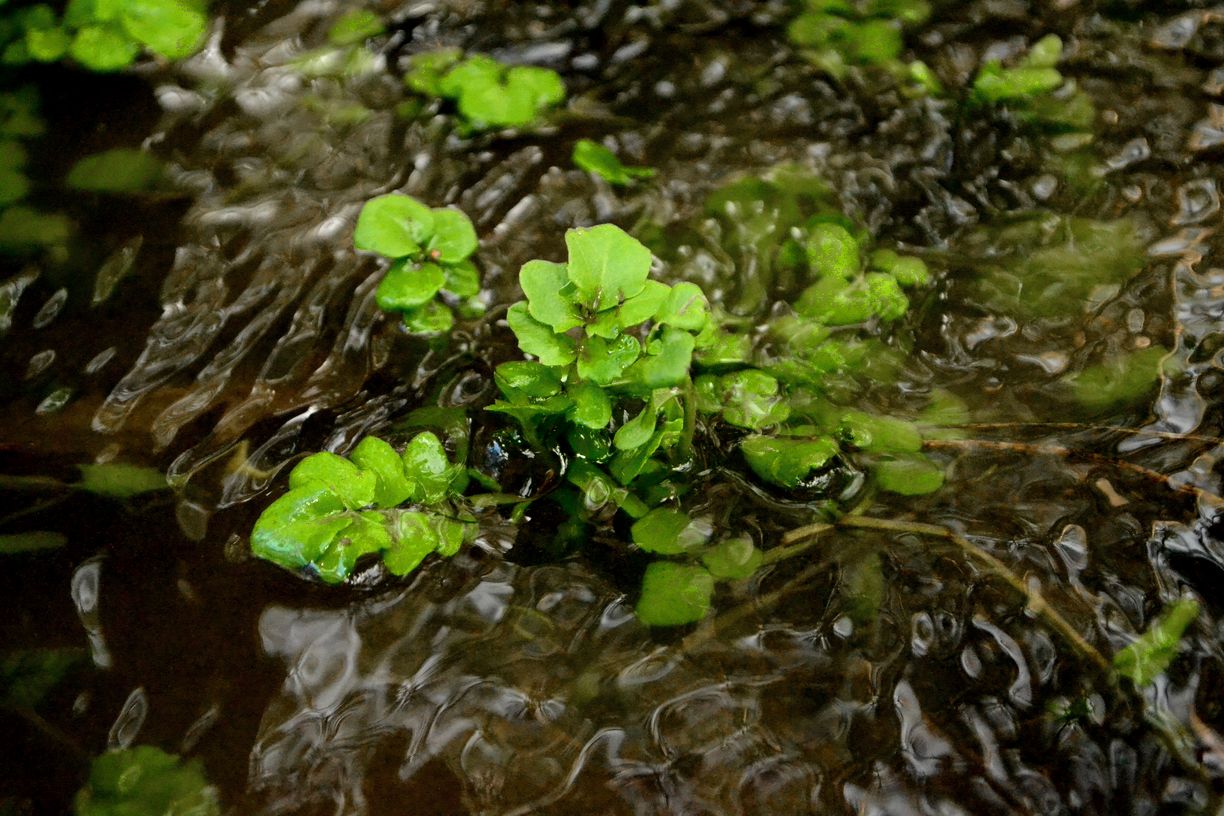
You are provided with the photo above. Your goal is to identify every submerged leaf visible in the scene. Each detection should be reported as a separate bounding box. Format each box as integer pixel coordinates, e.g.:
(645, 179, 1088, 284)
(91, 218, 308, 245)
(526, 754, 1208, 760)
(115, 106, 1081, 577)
(75, 745, 220, 816)
(66, 148, 163, 193)
(572, 139, 655, 186)
(76, 463, 167, 497)
(1113, 598, 1199, 687)
(635, 562, 714, 626)
(741, 434, 839, 488)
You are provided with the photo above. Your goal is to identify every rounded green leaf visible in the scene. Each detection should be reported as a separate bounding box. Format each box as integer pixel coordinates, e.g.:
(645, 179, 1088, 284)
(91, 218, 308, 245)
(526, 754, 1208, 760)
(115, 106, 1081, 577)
(250, 482, 350, 570)
(655, 281, 710, 332)
(521, 259, 581, 331)
(120, 0, 208, 60)
(442, 259, 480, 298)
(327, 9, 385, 46)
(75, 746, 220, 816)
(384, 511, 439, 575)
(402, 300, 454, 334)
(437, 54, 502, 98)
(506, 65, 565, 107)
(289, 451, 377, 509)
(613, 405, 658, 451)
(577, 333, 640, 385)
(354, 193, 436, 258)
(702, 538, 763, 580)
(351, 437, 413, 508)
(26, 27, 70, 62)
(507, 301, 576, 366)
(427, 207, 477, 263)
(402, 432, 459, 504)
(0, 167, 29, 206)
(66, 148, 163, 193)
(631, 508, 710, 555)
(375, 260, 446, 311)
(564, 224, 652, 309)
(568, 381, 612, 429)
(76, 463, 167, 497)
(741, 434, 839, 488)
(626, 327, 693, 389)
(635, 562, 714, 626)
(873, 454, 944, 495)
(805, 223, 860, 280)
(839, 411, 922, 453)
(572, 138, 654, 186)
(495, 361, 563, 399)
(457, 76, 536, 127)
(69, 25, 139, 71)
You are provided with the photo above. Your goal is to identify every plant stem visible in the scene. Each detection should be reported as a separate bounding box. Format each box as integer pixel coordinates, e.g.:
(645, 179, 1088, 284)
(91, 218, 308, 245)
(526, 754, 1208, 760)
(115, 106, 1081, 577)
(924, 437, 1224, 508)
(962, 421, 1224, 446)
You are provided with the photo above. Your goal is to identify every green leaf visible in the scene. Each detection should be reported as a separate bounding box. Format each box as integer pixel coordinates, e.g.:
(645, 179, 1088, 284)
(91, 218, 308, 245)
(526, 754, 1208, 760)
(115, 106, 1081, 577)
(565, 224, 652, 310)
(507, 301, 576, 366)
(1113, 598, 1199, 687)
(702, 537, 763, 580)
(251, 482, 350, 571)
(66, 148, 163, 193)
(655, 281, 710, 332)
(76, 463, 167, 497)
(327, 9, 384, 46)
(635, 562, 714, 626)
(631, 508, 709, 555)
(506, 65, 565, 107)
(312, 510, 391, 583)
(289, 451, 377, 509)
(1064, 347, 1168, 413)
(626, 327, 694, 389)
(0, 531, 67, 554)
(1, 648, 81, 709)
(571, 139, 655, 186)
(375, 260, 446, 311)
(350, 437, 413, 508)
(741, 434, 839, 488)
(973, 65, 1063, 104)
(873, 454, 944, 495)
(1021, 34, 1063, 70)
(614, 404, 659, 450)
(577, 333, 640, 385)
(426, 207, 477, 264)
(870, 248, 930, 287)
(442, 259, 480, 298)
(354, 194, 436, 258)
(0, 167, 29, 207)
(402, 432, 460, 504)
(75, 746, 220, 816)
(384, 511, 439, 575)
(495, 361, 563, 399)
(567, 381, 612, 429)
(521, 259, 581, 331)
(805, 223, 860, 280)
(717, 370, 790, 430)
(25, 26, 70, 62)
(120, 0, 207, 60)
(68, 25, 139, 71)
(839, 411, 922, 453)
(0, 206, 72, 253)
(401, 300, 454, 334)
(404, 48, 462, 96)
(586, 279, 669, 339)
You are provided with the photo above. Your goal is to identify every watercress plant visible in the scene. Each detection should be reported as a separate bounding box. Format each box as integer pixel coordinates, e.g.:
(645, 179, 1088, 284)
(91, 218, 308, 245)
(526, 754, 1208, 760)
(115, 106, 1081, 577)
(404, 50, 565, 130)
(354, 193, 481, 333)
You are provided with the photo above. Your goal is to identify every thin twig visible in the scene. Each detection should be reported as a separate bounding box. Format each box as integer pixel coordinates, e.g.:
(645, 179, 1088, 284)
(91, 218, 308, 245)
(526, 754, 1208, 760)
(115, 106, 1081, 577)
(924, 437, 1224, 508)
(962, 421, 1224, 446)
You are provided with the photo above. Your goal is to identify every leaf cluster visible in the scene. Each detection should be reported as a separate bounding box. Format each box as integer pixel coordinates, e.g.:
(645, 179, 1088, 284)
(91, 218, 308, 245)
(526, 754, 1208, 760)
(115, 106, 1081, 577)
(404, 50, 565, 130)
(786, 0, 931, 78)
(0, 0, 209, 72)
(354, 193, 481, 333)
(74, 745, 220, 816)
(493, 224, 715, 512)
(0, 87, 72, 256)
(250, 434, 473, 583)
(971, 35, 1095, 134)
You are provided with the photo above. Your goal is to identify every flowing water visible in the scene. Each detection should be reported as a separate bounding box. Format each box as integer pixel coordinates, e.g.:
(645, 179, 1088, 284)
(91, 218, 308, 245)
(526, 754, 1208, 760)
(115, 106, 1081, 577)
(5, 0, 1224, 813)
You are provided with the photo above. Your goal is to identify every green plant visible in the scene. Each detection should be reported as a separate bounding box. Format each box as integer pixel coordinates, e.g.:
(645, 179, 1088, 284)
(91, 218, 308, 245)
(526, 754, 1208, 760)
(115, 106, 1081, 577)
(1, 0, 210, 72)
(786, 0, 931, 79)
(326, 8, 384, 46)
(572, 139, 655, 187)
(250, 434, 474, 583)
(1113, 598, 1199, 687)
(0, 87, 73, 256)
(404, 50, 565, 130)
(971, 35, 1095, 134)
(74, 745, 219, 816)
(354, 193, 481, 333)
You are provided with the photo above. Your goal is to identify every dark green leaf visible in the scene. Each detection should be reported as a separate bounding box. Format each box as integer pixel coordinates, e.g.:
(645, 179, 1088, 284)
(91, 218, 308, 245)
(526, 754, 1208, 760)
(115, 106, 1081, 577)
(741, 434, 839, 488)
(66, 148, 163, 193)
(0, 531, 67, 554)
(568, 380, 612, 429)
(0, 648, 81, 708)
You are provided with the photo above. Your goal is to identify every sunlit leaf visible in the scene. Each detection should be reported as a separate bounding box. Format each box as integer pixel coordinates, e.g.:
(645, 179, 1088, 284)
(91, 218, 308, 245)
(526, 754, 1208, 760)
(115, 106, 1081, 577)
(75, 745, 220, 816)
(572, 139, 655, 186)
(565, 224, 652, 310)
(375, 261, 446, 311)
(120, 0, 208, 60)
(76, 463, 167, 498)
(354, 194, 436, 258)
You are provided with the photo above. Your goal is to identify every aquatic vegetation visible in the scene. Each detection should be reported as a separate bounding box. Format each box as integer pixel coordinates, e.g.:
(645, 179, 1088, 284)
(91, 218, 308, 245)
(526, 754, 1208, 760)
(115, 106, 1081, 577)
(404, 50, 565, 130)
(74, 745, 219, 816)
(250, 434, 473, 583)
(326, 8, 384, 47)
(354, 193, 481, 333)
(1064, 346, 1170, 414)
(965, 214, 1150, 319)
(0, 87, 72, 256)
(1, 0, 210, 72)
(572, 139, 655, 187)
(786, 0, 931, 78)
(66, 148, 164, 193)
(0, 648, 80, 709)
(1113, 598, 1199, 687)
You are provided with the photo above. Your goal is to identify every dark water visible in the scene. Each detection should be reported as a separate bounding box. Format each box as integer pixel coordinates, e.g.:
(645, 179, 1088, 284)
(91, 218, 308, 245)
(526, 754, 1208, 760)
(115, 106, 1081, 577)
(4, 0, 1224, 813)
